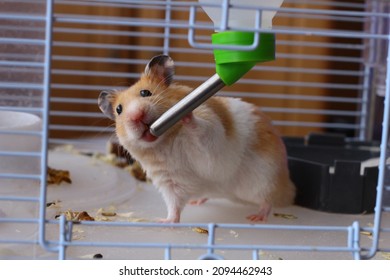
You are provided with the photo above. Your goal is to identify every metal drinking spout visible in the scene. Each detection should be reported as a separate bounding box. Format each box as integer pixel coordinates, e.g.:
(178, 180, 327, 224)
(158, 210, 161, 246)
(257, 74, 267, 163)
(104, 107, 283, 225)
(150, 30, 277, 137)
(149, 73, 225, 137)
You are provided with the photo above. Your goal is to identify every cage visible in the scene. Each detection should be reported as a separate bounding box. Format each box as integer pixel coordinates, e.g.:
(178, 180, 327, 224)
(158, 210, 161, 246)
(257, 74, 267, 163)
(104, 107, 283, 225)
(0, 0, 389, 260)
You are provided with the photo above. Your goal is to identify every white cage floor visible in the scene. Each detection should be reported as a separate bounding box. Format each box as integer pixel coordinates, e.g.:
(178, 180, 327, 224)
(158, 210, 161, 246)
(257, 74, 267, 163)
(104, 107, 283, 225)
(0, 148, 389, 260)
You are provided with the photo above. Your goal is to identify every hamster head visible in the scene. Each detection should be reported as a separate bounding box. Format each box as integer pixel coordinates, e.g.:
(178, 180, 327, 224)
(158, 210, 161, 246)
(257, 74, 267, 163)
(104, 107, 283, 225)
(98, 55, 191, 149)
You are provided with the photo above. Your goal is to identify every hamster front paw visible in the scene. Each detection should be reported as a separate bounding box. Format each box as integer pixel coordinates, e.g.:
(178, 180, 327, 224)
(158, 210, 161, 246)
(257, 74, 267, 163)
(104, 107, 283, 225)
(181, 112, 193, 124)
(157, 217, 180, 223)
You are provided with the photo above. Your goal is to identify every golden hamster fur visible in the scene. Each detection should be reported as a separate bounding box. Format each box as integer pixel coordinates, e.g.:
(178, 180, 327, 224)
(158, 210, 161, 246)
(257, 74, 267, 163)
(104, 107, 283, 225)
(98, 55, 295, 223)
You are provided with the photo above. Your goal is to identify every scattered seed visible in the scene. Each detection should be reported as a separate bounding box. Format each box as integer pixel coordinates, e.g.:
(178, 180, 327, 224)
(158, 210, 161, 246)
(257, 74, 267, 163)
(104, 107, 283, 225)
(93, 253, 103, 259)
(101, 212, 117, 217)
(62, 210, 95, 222)
(360, 231, 373, 237)
(229, 230, 239, 238)
(76, 211, 95, 221)
(381, 252, 390, 260)
(47, 167, 72, 185)
(46, 200, 62, 208)
(273, 213, 298, 220)
(192, 227, 209, 235)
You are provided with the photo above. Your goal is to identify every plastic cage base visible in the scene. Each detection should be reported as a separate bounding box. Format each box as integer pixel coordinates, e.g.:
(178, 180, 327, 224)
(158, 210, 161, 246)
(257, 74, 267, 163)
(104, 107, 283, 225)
(285, 133, 380, 214)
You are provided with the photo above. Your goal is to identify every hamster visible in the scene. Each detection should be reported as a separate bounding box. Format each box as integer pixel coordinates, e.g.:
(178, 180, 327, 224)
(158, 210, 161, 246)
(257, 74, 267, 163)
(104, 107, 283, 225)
(98, 54, 296, 223)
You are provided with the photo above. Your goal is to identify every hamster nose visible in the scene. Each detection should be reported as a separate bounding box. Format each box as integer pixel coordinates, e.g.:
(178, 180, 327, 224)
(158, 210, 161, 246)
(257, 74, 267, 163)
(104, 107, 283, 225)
(129, 110, 145, 124)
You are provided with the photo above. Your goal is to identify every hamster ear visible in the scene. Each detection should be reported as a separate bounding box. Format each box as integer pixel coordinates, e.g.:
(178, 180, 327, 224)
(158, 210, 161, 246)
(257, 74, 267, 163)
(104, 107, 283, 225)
(144, 55, 174, 86)
(98, 91, 116, 120)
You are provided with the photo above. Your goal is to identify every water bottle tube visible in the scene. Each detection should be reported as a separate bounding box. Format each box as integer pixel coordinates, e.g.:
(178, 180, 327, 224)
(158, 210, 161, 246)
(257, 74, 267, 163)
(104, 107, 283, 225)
(149, 31, 276, 136)
(149, 74, 225, 137)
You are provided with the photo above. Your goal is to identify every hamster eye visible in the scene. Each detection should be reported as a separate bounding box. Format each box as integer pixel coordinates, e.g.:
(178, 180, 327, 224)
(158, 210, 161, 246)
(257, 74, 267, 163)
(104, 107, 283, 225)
(140, 89, 152, 97)
(116, 104, 122, 115)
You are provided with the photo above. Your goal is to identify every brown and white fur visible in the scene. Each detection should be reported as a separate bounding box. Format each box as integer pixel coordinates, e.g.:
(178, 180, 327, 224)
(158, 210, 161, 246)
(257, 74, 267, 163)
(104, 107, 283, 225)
(98, 55, 295, 223)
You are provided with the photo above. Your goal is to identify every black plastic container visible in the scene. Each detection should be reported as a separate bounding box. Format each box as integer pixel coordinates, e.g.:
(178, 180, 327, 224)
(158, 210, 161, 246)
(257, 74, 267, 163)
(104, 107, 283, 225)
(284, 133, 380, 214)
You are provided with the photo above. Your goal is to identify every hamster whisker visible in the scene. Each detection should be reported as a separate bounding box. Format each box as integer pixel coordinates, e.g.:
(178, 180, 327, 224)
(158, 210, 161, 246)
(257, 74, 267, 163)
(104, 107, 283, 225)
(150, 93, 171, 108)
(150, 94, 168, 106)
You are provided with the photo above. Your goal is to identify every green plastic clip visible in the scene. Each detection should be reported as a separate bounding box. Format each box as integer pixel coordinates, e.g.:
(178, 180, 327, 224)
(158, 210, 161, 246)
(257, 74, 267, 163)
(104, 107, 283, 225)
(212, 31, 275, 86)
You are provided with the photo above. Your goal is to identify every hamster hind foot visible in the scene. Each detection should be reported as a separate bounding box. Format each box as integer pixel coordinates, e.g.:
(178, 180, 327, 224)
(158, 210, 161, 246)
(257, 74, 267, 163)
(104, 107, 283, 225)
(246, 201, 272, 222)
(188, 198, 208, 206)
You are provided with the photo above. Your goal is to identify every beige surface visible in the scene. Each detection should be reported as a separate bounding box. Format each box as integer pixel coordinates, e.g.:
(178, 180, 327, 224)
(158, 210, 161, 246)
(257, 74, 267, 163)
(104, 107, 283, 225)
(1, 148, 388, 260)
